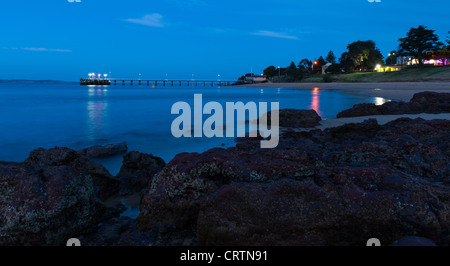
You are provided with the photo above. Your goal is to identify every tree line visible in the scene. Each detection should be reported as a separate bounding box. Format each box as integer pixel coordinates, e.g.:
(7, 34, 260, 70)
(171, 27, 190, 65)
(239, 25, 449, 82)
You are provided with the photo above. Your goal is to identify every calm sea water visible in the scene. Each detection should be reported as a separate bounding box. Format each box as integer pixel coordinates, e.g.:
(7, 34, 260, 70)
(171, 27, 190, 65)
(0, 82, 386, 174)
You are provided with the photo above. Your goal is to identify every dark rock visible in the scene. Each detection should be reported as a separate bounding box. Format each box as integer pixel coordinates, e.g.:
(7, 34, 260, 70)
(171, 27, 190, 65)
(0, 160, 104, 246)
(265, 109, 322, 128)
(138, 116, 449, 246)
(100, 203, 127, 223)
(79, 217, 156, 246)
(337, 103, 381, 118)
(24, 147, 120, 201)
(410, 91, 450, 113)
(337, 92, 450, 118)
(325, 119, 381, 141)
(78, 142, 128, 158)
(379, 101, 413, 115)
(197, 174, 447, 246)
(116, 151, 166, 195)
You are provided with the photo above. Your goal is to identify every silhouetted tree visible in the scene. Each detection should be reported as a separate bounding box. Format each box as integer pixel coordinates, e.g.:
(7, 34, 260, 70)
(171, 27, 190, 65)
(312, 56, 326, 74)
(298, 59, 312, 74)
(346, 40, 384, 71)
(325, 63, 342, 74)
(385, 50, 398, 65)
(339, 52, 355, 73)
(263, 66, 277, 79)
(286, 61, 300, 81)
(325, 50, 336, 64)
(398, 25, 443, 66)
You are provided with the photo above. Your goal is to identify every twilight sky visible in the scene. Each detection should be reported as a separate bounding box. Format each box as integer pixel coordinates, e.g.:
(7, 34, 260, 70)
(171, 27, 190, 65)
(0, 0, 448, 81)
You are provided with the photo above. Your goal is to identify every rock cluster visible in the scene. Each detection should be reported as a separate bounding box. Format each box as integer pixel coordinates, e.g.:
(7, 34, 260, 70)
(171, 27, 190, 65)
(337, 91, 450, 118)
(77, 142, 128, 158)
(139, 114, 449, 246)
(0, 148, 108, 245)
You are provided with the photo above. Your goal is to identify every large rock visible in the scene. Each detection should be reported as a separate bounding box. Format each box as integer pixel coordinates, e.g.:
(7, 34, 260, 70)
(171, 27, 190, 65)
(410, 91, 450, 113)
(0, 159, 104, 246)
(336, 103, 382, 118)
(138, 117, 450, 245)
(116, 151, 166, 195)
(265, 109, 322, 128)
(337, 92, 450, 118)
(24, 147, 120, 201)
(77, 142, 128, 158)
(197, 172, 448, 246)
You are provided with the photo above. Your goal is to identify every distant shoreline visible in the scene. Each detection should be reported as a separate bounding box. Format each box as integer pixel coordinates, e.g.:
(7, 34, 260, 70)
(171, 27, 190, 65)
(238, 82, 450, 101)
(0, 79, 76, 84)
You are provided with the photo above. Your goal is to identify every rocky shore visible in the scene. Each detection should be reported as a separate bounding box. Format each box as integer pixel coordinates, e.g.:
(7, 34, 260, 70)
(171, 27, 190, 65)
(0, 92, 449, 246)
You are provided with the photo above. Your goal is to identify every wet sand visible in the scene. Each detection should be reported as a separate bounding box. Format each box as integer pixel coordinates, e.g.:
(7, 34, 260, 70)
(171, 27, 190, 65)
(239, 82, 450, 101)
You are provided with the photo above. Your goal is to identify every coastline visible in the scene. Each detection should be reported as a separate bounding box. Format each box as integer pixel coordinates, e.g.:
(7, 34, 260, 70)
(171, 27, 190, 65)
(237, 82, 450, 101)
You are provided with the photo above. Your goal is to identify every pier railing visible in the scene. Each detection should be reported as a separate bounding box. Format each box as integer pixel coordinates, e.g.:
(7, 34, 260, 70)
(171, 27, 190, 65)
(80, 79, 236, 87)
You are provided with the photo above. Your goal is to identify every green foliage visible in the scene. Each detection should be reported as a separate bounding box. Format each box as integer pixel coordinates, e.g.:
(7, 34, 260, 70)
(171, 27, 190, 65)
(346, 40, 384, 71)
(323, 74, 333, 83)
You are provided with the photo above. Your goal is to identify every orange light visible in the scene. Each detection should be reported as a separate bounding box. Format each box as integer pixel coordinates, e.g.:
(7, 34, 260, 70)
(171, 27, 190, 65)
(314, 61, 318, 65)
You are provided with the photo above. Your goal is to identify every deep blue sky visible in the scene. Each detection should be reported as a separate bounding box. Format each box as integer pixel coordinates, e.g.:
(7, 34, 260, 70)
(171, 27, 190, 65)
(0, 0, 448, 81)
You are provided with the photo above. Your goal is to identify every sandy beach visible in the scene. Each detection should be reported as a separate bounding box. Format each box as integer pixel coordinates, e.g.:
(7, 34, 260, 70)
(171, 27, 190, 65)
(239, 82, 450, 102)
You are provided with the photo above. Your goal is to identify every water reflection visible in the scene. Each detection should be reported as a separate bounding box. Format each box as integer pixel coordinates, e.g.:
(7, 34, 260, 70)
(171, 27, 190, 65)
(87, 87, 109, 140)
(374, 97, 387, 106)
(309, 87, 322, 117)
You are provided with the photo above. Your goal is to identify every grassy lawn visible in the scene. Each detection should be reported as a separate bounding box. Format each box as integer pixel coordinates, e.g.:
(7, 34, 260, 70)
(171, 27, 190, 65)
(301, 66, 450, 83)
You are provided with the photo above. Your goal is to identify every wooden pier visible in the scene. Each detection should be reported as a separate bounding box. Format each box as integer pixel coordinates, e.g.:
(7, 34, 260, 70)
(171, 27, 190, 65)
(80, 79, 111, 86)
(80, 78, 235, 87)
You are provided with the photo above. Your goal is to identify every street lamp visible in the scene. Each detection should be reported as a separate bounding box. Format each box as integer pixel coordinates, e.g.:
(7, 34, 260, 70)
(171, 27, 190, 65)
(139, 73, 142, 80)
(218, 74, 221, 81)
(278, 66, 280, 77)
(104, 74, 108, 80)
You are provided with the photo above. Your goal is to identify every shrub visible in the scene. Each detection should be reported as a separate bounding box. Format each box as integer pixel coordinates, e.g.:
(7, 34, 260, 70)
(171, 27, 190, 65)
(323, 74, 333, 83)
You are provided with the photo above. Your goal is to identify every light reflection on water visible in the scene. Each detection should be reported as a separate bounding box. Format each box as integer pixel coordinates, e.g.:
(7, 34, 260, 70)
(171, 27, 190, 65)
(0, 82, 387, 170)
(309, 87, 322, 117)
(375, 97, 388, 106)
(87, 87, 109, 140)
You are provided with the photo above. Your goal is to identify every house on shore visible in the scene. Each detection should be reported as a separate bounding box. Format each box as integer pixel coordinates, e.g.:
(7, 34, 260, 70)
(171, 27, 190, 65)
(245, 75, 267, 83)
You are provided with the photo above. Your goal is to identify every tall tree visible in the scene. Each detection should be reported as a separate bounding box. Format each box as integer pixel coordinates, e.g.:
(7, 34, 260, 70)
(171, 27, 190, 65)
(313, 56, 326, 74)
(386, 50, 398, 65)
(339, 52, 355, 73)
(298, 59, 312, 74)
(263, 66, 277, 79)
(286, 61, 299, 81)
(398, 25, 443, 66)
(346, 40, 383, 71)
(325, 50, 336, 64)
(446, 31, 450, 48)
